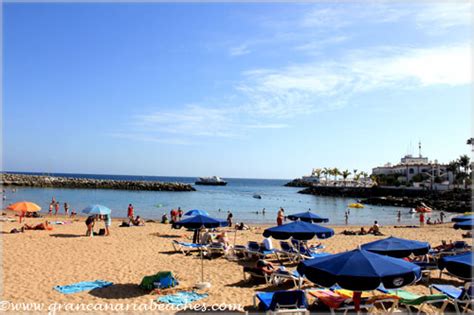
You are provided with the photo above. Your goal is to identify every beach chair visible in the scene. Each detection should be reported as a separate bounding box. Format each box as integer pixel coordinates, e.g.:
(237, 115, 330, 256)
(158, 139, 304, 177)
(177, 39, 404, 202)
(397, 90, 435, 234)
(253, 290, 309, 315)
(275, 241, 299, 262)
(271, 269, 306, 288)
(243, 266, 273, 285)
(334, 288, 399, 314)
(378, 286, 448, 314)
(430, 282, 474, 314)
(171, 240, 207, 255)
(307, 289, 376, 315)
(246, 241, 276, 259)
(204, 242, 226, 258)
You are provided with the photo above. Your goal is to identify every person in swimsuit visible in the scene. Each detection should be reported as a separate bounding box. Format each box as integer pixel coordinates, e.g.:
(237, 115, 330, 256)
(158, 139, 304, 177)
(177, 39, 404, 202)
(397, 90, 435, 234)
(85, 215, 95, 236)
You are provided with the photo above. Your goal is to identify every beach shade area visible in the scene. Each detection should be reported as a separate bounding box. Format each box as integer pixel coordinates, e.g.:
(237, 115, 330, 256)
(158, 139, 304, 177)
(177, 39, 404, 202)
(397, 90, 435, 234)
(81, 204, 111, 215)
(7, 201, 41, 213)
(361, 236, 430, 258)
(286, 211, 329, 223)
(173, 214, 227, 230)
(297, 249, 421, 310)
(438, 252, 473, 280)
(451, 214, 474, 222)
(184, 209, 209, 216)
(263, 221, 334, 241)
(453, 219, 474, 230)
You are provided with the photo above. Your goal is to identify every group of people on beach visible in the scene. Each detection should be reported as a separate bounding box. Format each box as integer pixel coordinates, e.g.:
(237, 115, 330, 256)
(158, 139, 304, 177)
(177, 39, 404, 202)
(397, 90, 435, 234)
(48, 197, 77, 217)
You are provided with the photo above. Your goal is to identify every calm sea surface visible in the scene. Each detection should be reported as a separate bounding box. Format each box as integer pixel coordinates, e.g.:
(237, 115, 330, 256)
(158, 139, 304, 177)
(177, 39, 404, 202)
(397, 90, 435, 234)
(2, 172, 443, 225)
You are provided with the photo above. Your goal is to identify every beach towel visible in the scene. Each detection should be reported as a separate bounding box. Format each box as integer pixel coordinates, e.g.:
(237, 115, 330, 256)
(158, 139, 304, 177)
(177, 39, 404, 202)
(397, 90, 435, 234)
(157, 291, 208, 306)
(54, 280, 113, 294)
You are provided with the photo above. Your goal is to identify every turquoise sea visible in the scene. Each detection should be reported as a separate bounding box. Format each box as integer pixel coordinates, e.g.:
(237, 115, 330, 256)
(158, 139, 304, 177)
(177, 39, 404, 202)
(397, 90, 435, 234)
(2, 172, 442, 225)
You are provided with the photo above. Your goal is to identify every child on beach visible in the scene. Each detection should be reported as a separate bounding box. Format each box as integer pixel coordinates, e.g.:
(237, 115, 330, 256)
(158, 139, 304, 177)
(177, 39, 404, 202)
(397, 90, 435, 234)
(48, 203, 53, 216)
(104, 214, 111, 236)
(276, 208, 284, 226)
(227, 211, 233, 227)
(127, 204, 134, 222)
(85, 215, 95, 236)
(177, 207, 183, 220)
(54, 202, 59, 215)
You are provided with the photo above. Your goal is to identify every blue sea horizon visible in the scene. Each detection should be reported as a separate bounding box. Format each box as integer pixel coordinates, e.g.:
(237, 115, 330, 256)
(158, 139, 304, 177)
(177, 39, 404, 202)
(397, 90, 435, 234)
(2, 171, 439, 225)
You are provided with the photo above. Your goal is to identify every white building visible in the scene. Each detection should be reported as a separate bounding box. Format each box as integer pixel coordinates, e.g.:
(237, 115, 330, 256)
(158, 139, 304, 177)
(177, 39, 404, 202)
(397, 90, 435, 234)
(372, 145, 453, 188)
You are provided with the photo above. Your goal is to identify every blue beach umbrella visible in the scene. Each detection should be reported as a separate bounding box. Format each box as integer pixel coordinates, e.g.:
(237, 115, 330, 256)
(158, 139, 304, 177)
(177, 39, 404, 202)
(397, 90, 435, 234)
(361, 236, 430, 258)
(287, 211, 329, 223)
(452, 214, 474, 222)
(453, 219, 474, 230)
(173, 214, 227, 230)
(297, 249, 421, 291)
(81, 204, 111, 215)
(438, 252, 473, 280)
(184, 209, 209, 216)
(263, 221, 334, 240)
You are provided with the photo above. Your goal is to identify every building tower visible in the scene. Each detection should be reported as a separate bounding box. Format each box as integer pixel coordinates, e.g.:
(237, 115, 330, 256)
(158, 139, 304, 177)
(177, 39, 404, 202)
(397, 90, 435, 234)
(418, 141, 422, 158)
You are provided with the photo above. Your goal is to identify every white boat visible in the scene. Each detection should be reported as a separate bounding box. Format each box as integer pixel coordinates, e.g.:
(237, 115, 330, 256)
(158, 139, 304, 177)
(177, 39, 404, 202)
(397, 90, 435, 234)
(195, 176, 227, 186)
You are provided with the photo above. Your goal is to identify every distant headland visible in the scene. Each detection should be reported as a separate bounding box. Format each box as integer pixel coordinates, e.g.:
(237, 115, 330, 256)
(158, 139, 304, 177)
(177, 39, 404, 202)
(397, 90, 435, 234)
(1, 173, 195, 192)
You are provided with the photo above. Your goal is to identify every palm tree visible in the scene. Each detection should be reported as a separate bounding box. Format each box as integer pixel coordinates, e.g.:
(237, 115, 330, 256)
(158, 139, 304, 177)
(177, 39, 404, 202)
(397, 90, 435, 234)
(332, 168, 340, 182)
(313, 168, 322, 180)
(458, 155, 470, 174)
(322, 168, 330, 185)
(342, 169, 351, 186)
(447, 160, 460, 188)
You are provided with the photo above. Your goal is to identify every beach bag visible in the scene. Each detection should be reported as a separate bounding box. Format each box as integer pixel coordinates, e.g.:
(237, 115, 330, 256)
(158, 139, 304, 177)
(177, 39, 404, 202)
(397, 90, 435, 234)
(140, 271, 178, 291)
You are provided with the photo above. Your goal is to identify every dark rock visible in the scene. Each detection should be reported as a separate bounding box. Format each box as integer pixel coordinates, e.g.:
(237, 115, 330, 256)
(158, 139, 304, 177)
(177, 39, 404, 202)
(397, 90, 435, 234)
(1, 173, 195, 192)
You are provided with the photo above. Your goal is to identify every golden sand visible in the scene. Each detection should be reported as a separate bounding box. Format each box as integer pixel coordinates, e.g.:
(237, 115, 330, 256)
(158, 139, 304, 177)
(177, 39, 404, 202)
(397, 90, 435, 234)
(1, 213, 468, 313)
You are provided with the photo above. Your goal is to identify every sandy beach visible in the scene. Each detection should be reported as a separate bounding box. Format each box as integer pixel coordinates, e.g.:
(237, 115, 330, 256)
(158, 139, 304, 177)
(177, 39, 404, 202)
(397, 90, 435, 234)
(1, 213, 468, 314)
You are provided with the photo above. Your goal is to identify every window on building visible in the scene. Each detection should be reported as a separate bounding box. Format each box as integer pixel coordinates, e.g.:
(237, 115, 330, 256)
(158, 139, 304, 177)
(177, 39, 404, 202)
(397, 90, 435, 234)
(409, 168, 414, 174)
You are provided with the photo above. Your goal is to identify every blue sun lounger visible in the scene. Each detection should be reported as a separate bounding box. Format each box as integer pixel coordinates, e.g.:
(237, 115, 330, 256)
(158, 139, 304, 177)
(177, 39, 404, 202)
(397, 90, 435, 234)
(253, 290, 309, 314)
(172, 240, 207, 255)
(430, 283, 473, 314)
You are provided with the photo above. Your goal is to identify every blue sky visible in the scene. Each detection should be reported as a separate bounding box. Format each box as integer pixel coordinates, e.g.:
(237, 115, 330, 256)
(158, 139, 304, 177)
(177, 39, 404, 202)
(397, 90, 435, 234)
(3, 2, 472, 179)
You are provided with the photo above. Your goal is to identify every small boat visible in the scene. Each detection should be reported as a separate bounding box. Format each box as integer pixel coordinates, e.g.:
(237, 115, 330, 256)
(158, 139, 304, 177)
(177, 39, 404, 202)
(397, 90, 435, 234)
(195, 176, 227, 186)
(253, 194, 262, 199)
(348, 203, 364, 208)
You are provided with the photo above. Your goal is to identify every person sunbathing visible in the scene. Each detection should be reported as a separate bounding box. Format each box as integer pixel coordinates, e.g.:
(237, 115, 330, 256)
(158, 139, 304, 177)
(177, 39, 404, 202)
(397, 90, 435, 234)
(131, 215, 145, 226)
(358, 227, 367, 235)
(22, 221, 52, 231)
(433, 240, 454, 251)
(256, 259, 278, 275)
(367, 221, 383, 235)
(235, 222, 250, 230)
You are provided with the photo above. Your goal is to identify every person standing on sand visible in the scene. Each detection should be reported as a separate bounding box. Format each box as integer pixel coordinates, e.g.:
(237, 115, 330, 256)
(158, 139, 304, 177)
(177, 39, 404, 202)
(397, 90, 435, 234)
(127, 204, 134, 222)
(104, 214, 111, 236)
(277, 208, 284, 226)
(440, 211, 445, 223)
(54, 202, 59, 215)
(64, 202, 69, 216)
(177, 207, 183, 221)
(419, 213, 425, 227)
(227, 211, 233, 227)
(48, 202, 53, 216)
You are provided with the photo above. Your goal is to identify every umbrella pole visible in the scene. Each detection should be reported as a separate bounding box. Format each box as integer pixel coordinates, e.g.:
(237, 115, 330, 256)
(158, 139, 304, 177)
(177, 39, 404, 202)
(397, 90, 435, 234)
(201, 248, 204, 283)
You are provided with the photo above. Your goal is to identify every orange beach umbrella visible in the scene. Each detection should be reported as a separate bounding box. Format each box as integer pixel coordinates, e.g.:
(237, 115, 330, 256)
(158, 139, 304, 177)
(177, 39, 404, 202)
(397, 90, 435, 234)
(7, 201, 41, 212)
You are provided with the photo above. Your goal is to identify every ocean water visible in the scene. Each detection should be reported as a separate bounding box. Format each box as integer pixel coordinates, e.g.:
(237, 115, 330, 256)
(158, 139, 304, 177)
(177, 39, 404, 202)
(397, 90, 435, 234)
(1, 172, 443, 225)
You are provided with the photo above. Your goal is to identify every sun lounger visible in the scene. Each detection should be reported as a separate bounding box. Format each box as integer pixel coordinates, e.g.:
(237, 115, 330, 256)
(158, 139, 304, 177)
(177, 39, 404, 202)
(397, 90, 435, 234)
(246, 241, 276, 259)
(253, 290, 309, 315)
(378, 286, 448, 314)
(243, 266, 273, 285)
(430, 283, 474, 314)
(271, 269, 306, 287)
(309, 287, 398, 314)
(275, 241, 299, 262)
(172, 240, 207, 255)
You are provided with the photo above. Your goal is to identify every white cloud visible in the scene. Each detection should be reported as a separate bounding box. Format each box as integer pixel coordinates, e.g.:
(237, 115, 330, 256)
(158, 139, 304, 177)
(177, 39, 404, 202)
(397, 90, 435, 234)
(237, 43, 471, 117)
(229, 44, 251, 56)
(415, 2, 472, 32)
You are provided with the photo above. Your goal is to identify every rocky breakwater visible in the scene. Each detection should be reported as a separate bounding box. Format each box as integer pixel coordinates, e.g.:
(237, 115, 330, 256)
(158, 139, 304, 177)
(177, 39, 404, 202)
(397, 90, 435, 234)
(284, 179, 313, 188)
(1, 173, 196, 192)
(296, 185, 471, 213)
